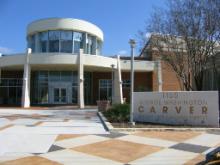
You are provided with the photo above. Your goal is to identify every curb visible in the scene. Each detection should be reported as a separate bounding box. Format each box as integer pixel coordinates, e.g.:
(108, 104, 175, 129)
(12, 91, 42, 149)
(97, 111, 113, 131)
(98, 112, 220, 132)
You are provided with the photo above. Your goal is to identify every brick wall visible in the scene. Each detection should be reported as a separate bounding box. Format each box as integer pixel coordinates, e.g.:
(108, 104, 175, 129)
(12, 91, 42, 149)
(151, 52, 183, 91)
(92, 71, 153, 104)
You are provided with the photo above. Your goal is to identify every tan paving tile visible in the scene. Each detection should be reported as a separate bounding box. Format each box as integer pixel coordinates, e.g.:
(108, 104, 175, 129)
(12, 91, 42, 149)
(4, 115, 21, 121)
(33, 121, 43, 126)
(1, 114, 49, 120)
(184, 154, 205, 165)
(134, 131, 202, 142)
(0, 124, 13, 131)
(72, 139, 162, 163)
(0, 156, 61, 165)
(55, 134, 85, 141)
(31, 114, 50, 119)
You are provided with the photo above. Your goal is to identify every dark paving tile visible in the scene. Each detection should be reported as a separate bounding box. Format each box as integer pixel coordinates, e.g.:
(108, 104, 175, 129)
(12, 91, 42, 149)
(32, 153, 43, 155)
(96, 132, 127, 138)
(171, 143, 210, 153)
(48, 145, 65, 152)
(26, 125, 35, 127)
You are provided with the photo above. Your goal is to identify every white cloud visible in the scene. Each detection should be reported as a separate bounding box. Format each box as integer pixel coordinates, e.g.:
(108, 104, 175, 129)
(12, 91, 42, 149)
(117, 50, 127, 55)
(0, 46, 13, 54)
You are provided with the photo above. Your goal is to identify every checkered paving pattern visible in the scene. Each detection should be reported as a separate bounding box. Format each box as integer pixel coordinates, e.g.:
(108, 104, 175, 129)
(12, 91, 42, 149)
(0, 109, 219, 164)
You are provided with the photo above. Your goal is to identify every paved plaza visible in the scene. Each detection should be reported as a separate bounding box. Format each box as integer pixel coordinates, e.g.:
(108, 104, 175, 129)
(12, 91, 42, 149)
(0, 109, 219, 165)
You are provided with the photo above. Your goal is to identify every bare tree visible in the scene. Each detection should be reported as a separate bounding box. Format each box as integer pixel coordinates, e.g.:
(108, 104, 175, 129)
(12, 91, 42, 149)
(139, 0, 220, 90)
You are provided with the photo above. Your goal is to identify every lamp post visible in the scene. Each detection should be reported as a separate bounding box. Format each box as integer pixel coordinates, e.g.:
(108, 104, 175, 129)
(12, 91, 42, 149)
(129, 39, 136, 125)
(111, 64, 115, 104)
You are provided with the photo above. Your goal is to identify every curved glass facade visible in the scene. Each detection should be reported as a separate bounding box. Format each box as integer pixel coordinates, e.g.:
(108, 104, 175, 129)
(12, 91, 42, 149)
(28, 30, 102, 55)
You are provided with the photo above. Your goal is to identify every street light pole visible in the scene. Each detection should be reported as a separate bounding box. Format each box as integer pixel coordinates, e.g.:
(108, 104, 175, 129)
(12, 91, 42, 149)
(129, 39, 136, 125)
(111, 64, 115, 104)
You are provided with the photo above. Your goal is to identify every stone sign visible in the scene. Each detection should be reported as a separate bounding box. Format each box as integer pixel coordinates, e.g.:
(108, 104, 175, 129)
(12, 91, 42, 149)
(133, 91, 219, 127)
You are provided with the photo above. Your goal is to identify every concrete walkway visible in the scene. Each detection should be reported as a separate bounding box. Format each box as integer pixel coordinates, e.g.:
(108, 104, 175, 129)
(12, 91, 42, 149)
(0, 109, 108, 157)
(0, 109, 219, 164)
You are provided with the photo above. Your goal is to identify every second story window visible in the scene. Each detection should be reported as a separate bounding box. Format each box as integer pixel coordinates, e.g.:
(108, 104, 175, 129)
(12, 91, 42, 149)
(49, 30, 60, 52)
(60, 31, 73, 53)
(39, 31, 48, 52)
(73, 32, 82, 54)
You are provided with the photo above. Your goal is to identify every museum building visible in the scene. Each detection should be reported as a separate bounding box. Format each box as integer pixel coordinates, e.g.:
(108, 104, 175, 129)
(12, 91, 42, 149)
(0, 18, 180, 108)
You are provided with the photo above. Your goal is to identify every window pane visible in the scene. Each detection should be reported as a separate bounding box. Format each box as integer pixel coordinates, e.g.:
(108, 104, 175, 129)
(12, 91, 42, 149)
(87, 35, 93, 54)
(40, 32, 48, 41)
(39, 86, 48, 103)
(73, 32, 82, 54)
(61, 40, 72, 53)
(99, 79, 112, 100)
(72, 72, 78, 86)
(40, 32, 48, 52)
(61, 31, 72, 40)
(73, 32, 82, 41)
(100, 88, 108, 100)
(38, 71, 48, 83)
(74, 41, 80, 53)
(49, 30, 60, 40)
(28, 34, 35, 52)
(97, 40, 102, 55)
(49, 71, 60, 81)
(49, 31, 60, 52)
(72, 87, 77, 104)
(60, 31, 73, 53)
(122, 80, 130, 88)
(61, 71, 72, 81)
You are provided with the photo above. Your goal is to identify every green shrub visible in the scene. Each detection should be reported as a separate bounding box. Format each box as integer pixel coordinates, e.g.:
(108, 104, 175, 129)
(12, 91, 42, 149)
(103, 103, 130, 123)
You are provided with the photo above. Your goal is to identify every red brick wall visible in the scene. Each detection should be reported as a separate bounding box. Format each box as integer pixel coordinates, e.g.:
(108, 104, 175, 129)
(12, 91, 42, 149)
(161, 61, 183, 91)
(92, 71, 153, 104)
(151, 51, 183, 91)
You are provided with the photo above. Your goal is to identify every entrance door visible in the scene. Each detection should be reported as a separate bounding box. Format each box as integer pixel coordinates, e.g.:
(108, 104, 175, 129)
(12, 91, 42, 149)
(53, 88, 67, 104)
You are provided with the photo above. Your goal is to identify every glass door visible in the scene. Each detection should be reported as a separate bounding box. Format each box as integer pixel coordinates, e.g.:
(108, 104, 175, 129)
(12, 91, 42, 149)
(53, 88, 67, 104)
(60, 88, 66, 103)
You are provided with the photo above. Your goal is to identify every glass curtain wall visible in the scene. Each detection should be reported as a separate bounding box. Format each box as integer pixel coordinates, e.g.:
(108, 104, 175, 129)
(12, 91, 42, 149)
(86, 35, 93, 54)
(60, 31, 73, 53)
(31, 71, 48, 104)
(0, 79, 22, 105)
(31, 71, 92, 105)
(72, 71, 78, 104)
(28, 30, 101, 55)
(84, 72, 92, 105)
(49, 31, 60, 52)
(28, 34, 35, 52)
(39, 32, 48, 52)
(73, 32, 83, 54)
(97, 40, 102, 55)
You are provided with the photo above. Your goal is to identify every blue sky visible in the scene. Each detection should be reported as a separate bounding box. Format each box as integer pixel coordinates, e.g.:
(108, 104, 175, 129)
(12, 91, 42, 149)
(0, 0, 165, 56)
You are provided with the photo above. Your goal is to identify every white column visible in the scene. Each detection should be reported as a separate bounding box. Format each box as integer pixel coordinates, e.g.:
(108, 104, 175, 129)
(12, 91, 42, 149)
(21, 48, 31, 108)
(113, 55, 123, 104)
(157, 60, 163, 91)
(78, 49, 84, 108)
